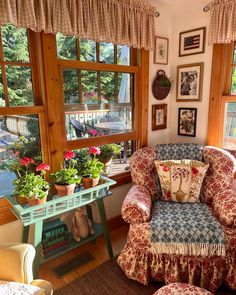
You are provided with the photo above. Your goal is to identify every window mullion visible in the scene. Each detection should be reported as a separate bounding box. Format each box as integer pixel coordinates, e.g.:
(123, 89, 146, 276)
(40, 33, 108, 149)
(1, 64, 10, 107)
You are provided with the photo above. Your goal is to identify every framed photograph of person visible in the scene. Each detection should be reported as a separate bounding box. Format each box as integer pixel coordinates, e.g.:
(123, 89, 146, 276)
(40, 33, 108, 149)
(152, 104, 167, 130)
(154, 36, 169, 65)
(176, 63, 204, 102)
(178, 108, 197, 137)
(179, 27, 206, 57)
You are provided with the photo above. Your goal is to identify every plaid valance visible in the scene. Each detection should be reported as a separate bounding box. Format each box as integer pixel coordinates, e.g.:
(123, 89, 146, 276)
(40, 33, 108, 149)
(208, 0, 236, 44)
(0, 0, 156, 50)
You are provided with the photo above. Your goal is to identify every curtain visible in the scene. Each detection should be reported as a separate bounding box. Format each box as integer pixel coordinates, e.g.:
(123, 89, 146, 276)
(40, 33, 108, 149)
(0, 0, 156, 50)
(208, 0, 236, 44)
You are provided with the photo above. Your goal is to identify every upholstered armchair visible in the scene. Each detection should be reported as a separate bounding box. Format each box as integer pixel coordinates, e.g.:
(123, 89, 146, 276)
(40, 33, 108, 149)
(0, 243, 53, 295)
(117, 144, 236, 293)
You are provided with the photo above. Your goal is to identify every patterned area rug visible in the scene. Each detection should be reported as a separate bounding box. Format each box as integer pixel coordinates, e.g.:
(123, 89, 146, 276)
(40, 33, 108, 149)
(54, 257, 162, 295)
(54, 257, 235, 295)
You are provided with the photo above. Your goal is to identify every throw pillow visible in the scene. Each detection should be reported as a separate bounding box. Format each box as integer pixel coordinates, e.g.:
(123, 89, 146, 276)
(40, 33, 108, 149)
(155, 159, 209, 203)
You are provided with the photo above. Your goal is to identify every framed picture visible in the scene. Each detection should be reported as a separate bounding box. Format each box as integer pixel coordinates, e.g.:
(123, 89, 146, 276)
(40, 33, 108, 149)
(179, 27, 206, 57)
(152, 104, 167, 130)
(154, 36, 169, 65)
(178, 108, 197, 137)
(176, 62, 204, 102)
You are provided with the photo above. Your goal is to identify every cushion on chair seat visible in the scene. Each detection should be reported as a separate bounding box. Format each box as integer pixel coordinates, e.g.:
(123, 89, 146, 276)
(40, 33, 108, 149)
(0, 281, 45, 295)
(154, 283, 213, 295)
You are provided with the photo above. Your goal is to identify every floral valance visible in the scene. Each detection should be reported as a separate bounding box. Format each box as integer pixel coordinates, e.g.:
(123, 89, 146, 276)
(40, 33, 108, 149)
(0, 0, 156, 50)
(208, 0, 236, 44)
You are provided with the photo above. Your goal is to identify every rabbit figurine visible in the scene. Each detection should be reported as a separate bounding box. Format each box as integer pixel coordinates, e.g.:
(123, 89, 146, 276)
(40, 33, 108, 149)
(71, 207, 94, 242)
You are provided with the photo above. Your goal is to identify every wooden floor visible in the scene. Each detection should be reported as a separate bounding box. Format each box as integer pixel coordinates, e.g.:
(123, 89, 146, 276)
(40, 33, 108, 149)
(39, 225, 129, 291)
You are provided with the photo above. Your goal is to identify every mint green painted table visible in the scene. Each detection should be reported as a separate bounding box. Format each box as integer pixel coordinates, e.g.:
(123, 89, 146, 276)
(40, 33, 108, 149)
(6, 177, 116, 277)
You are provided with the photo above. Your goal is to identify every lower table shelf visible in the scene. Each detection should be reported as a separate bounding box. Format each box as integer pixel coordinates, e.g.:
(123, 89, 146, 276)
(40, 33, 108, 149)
(41, 223, 103, 263)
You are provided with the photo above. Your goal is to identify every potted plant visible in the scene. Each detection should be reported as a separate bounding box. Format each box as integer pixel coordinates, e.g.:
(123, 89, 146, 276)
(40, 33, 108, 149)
(50, 151, 81, 197)
(77, 147, 104, 189)
(97, 143, 121, 174)
(13, 159, 50, 206)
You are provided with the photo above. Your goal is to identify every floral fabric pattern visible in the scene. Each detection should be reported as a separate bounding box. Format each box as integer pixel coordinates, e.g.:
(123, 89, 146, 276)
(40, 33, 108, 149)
(155, 160, 208, 203)
(202, 146, 236, 204)
(212, 189, 236, 227)
(121, 185, 152, 224)
(154, 282, 213, 295)
(130, 147, 158, 200)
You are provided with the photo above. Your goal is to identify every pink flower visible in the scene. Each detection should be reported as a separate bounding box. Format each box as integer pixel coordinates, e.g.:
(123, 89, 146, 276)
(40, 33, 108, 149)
(89, 129, 97, 136)
(90, 91, 96, 97)
(89, 146, 101, 156)
(14, 151, 20, 157)
(36, 163, 50, 172)
(83, 91, 89, 97)
(163, 166, 169, 172)
(20, 157, 35, 166)
(64, 150, 75, 160)
(192, 167, 199, 175)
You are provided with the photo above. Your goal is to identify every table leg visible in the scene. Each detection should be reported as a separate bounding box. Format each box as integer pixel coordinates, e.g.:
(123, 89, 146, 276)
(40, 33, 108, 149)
(32, 220, 43, 278)
(22, 225, 30, 243)
(96, 198, 113, 258)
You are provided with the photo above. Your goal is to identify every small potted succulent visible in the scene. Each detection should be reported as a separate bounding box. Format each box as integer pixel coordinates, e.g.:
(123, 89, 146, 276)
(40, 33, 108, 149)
(77, 147, 104, 189)
(13, 158, 50, 206)
(50, 151, 81, 197)
(97, 143, 121, 174)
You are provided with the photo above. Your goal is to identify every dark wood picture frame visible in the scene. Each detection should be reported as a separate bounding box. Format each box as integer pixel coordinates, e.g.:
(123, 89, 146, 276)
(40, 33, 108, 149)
(154, 36, 169, 65)
(176, 62, 204, 102)
(179, 27, 206, 57)
(152, 104, 167, 130)
(178, 107, 197, 137)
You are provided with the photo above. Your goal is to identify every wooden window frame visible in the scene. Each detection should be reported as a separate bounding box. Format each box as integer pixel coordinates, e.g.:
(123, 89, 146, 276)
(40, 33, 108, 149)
(207, 42, 236, 147)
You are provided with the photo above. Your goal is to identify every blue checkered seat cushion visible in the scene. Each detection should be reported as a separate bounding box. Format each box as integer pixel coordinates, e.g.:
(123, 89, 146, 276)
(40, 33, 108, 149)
(156, 143, 203, 199)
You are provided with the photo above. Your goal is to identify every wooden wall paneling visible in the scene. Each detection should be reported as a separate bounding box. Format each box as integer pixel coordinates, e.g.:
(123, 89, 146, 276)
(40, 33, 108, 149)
(40, 33, 66, 171)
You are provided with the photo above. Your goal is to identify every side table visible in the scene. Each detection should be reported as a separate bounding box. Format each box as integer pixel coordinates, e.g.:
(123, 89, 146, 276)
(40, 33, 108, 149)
(6, 177, 116, 277)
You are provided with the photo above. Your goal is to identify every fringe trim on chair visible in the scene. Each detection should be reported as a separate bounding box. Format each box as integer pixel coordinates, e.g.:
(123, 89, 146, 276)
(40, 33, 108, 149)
(150, 242, 226, 257)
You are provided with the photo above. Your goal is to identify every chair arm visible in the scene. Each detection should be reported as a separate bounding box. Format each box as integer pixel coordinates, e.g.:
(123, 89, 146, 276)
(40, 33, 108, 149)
(0, 243, 35, 284)
(30, 279, 53, 295)
(212, 189, 236, 227)
(121, 185, 152, 224)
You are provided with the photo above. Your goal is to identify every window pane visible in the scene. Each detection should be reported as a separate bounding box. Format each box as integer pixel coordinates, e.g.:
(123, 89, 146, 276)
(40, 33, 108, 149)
(117, 45, 130, 65)
(6, 66, 34, 106)
(81, 70, 98, 103)
(101, 72, 115, 102)
(230, 67, 236, 94)
(0, 67, 5, 107)
(0, 114, 42, 197)
(118, 72, 131, 103)
(222, 102, 236, 150)
(100, 42, 114, 64)
(80, 39, 96, 62)
(56, 33, 77, 60)
(1, 25, 29, 63)
(63, 69, 80, 104)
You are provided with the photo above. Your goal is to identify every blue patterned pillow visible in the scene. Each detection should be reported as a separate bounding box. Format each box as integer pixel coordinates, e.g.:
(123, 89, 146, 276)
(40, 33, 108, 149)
(156, 143, 203, 199)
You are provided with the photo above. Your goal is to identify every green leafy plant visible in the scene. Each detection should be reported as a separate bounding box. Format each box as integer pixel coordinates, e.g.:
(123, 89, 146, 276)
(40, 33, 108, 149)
(97, 143, 122, 161)
(12, 161, 50, 200)
(50, 151, 81, 185)
(77, 147, 104, 178)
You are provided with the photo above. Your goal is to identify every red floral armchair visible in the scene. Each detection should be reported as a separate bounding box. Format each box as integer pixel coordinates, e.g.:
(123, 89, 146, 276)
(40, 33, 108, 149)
(117, 144, 236, 293)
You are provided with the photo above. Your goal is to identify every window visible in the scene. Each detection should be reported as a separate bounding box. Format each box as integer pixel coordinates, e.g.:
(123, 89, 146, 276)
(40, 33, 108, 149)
(208, 42, 236, 151)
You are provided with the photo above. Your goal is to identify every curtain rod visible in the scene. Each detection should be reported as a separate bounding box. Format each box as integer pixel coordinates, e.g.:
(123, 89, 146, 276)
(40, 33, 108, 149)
(203, 3, 211, 12)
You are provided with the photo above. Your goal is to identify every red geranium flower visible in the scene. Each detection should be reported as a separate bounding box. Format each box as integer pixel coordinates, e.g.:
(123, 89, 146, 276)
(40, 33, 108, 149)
(89, 129, 97, 136)
(20, 157, 35, 166)
(89, 146, 101, 156)
(36, 163, 50, 172)
(64, 150, 75, 160)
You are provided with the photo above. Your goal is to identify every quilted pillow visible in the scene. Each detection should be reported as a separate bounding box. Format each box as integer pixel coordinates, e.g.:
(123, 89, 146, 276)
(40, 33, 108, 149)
(155, 159, 209, 203)
(0, 281, 44, 295)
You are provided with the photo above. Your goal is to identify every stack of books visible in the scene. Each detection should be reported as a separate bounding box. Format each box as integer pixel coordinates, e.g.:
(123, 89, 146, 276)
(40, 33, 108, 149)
(41, 218, 70, 259)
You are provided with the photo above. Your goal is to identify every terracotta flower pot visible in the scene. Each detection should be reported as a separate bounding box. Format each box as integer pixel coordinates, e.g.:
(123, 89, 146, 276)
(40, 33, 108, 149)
(82, 177, 100, 189)
(54, 183, 76, 197)
(27, 195, 47, 207)
(101, 157, 113, 175)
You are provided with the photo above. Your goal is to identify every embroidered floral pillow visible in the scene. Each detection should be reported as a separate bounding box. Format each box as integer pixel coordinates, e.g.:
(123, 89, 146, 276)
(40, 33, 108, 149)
(155, 159, 209, 203)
